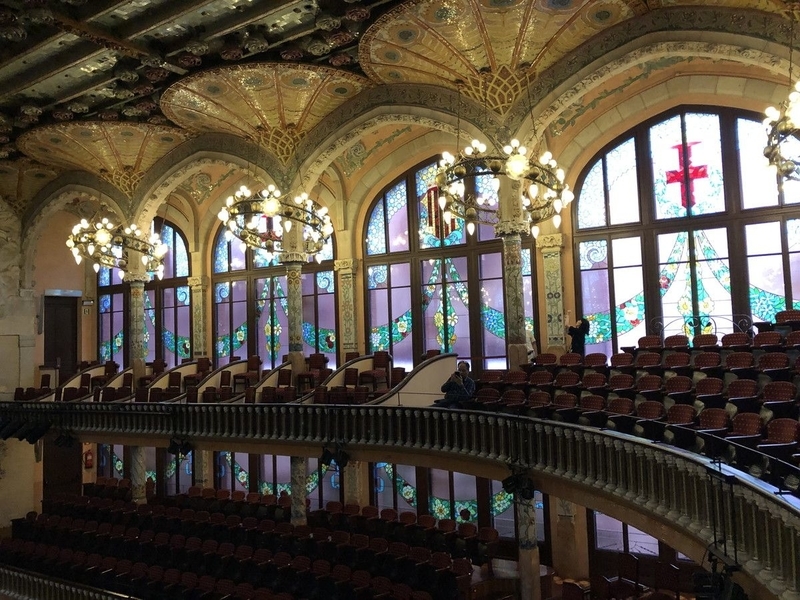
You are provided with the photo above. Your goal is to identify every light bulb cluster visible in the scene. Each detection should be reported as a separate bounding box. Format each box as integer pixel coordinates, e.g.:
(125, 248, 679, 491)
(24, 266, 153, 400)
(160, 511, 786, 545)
(764, 82, 800, 181)
(217, 182, 334, 262)
(436, 136, 573, 237)
(65, 209, 168, 279)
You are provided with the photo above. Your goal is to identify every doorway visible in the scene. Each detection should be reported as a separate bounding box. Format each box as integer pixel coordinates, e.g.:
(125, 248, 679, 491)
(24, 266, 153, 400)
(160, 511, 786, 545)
(44, 295, 78, 383)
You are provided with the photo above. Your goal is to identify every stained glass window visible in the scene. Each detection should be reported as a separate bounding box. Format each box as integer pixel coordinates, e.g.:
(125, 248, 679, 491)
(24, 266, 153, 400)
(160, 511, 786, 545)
(302, 270, 337, 366)
(576, 108, 799, 349)
(211, 224, 337, 368)
(96, 220, 190, 366)
(364, 157, 538, 372)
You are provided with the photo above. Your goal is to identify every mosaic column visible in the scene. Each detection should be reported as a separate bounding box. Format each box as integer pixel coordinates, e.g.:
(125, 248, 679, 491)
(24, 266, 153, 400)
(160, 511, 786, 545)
(342, 460, 370, 507)
(536, 234, 567, 352)
(334, 258, 359, 356)
(283, 253, 307, 381)
(127, 271, 150, 385)
(130, 445, 147, 504)
(193, 450, 213, 490)
(496, 224, 530, 371)
(290, 455, 308, 526)
(188, 276, 208, 359)
(516, 495, 542, 600)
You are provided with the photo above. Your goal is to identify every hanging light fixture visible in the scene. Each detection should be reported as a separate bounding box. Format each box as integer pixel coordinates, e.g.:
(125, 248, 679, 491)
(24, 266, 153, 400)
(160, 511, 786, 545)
(217, 180, 334, 263)
(435, 74, 573, 239)
(764, 4, 800, 181)
(65, 203, 168, 279)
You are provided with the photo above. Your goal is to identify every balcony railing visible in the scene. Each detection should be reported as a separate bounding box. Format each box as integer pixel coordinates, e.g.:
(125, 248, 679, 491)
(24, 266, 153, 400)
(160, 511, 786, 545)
(1, 401, 799, 599)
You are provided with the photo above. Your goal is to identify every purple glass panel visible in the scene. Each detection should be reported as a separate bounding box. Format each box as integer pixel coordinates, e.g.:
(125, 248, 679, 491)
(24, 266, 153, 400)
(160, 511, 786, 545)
(229, 239, 247, 271)
(301, 273, 315, 295)
(276, 277, 289, 365)
(391, 286, 413, 371)
(391, 262, 411, 287)
(447, 256, 470, 358)
(318, 294, 337, 366)
(176, 303, 191, 365)
(387, 181, 409, 253)
(428, 469, 450, 517)
(303, 295, 316, 355)
(233, 452, 248, 492)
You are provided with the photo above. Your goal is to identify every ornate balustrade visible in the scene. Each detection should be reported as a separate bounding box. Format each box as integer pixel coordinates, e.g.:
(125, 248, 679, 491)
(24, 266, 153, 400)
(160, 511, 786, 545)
(1, 401, 799, 600)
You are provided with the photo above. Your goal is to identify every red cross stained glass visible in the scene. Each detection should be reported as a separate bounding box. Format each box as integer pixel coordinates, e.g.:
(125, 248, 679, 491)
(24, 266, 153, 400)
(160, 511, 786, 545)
(666, 142, 708, 208)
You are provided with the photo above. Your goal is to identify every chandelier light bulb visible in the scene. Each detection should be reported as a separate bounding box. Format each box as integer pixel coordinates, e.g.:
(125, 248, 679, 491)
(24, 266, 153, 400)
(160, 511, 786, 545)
(491, 177, 500, 192)
(540, 151, 552, 165)
(766, 106, 780, 120)
(284, 220, 292, 232)
(93, 263, 100, 273)
(438, 195, 447, 210)
(443, 210, 452, 222)
(87, 244, 95, 255)
(531, 225, 540, 239)
(74, 254, 82, 265)
(226, 196, 234, 207)
(466, 221, 475, 235)
(554, 199, 563, 214)
(553, 214, 562, 229)
(563, 189, 575, 204)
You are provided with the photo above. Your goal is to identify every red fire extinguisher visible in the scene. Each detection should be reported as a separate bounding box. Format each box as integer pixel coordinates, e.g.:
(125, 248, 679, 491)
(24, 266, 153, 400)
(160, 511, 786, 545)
(83, 448, 93, 470)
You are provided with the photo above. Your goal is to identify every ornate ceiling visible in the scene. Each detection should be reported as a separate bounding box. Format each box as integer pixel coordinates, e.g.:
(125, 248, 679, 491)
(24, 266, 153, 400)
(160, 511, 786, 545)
(0, 0, 795, 218)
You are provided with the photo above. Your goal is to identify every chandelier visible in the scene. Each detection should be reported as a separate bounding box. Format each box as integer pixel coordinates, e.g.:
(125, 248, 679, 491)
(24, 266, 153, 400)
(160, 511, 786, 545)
(217, 182, 334, 262)
(436, 138, 574, 238)
(764, 6, 800, 181)
(65, 204, 168, 279)
(435, 81, 574, 238)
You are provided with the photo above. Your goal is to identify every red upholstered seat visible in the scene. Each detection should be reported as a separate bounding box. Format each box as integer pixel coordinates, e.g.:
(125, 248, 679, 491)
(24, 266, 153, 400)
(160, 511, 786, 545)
(359, 351, 391, 391)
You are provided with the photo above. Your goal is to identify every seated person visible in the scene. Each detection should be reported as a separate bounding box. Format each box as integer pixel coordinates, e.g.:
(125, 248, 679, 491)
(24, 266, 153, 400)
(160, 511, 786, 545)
(435, 361, 475, 408)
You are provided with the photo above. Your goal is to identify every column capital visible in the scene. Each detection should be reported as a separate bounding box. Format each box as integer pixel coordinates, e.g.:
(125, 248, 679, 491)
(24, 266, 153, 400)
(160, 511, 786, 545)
(536, 233, 564, 250)
(334, 258, 359, 274)
(495, 220, 530, 238)
(125, 272, 151, 284)
(187, 275, 209, 288)
(282, 252, 307, 265)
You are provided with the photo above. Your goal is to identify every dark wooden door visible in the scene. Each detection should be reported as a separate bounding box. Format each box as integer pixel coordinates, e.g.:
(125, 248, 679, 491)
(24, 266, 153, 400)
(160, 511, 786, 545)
(42, 432, 82, 501)
(44, 296, 78, 383)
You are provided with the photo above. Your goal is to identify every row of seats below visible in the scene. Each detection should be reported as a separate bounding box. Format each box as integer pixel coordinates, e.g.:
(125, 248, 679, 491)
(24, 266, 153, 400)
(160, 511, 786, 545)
(0, 538, 448, 599)
(6, 504, 476, 600)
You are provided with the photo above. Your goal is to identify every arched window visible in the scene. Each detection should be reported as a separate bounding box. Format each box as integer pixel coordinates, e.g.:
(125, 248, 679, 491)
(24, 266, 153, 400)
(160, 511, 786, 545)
(364, 157, 538, 371)
(97, 219, 191, 367)
(211, 225, 336, 368)
(574, 107, 800, 356)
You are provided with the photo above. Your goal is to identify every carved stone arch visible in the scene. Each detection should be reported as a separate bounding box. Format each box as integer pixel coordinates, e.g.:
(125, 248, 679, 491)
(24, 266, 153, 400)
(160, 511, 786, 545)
(20, 186, 127, 290)
(132, 133, 289, 222)
(510, 36, 787, 157)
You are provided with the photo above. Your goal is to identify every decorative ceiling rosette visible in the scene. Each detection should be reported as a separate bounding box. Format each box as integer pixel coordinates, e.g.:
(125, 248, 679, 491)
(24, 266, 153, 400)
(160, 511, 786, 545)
(17, 122, 193, 197)
(359, 0, 635, 115)
(160, 63, 373, 165)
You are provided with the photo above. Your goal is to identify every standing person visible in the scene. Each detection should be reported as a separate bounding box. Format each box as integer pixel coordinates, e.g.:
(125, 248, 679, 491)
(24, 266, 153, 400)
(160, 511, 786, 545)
(566, 318, 590, 357)
(525, 330, 538, 363)
(434, 361, 475, 408)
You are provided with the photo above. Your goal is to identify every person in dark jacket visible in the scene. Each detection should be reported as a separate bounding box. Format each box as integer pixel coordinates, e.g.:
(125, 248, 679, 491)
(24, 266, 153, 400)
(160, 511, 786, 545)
(435, 361, 475, 408)
(567, 318, 590, 356)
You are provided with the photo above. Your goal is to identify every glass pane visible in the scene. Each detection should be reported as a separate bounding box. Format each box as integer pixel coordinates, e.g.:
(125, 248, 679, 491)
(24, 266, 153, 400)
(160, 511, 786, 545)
(738, 118, 780, 209)
(387, 181, 409, 253)
(230, 238, 246, 271)
(788, 220, 800, 306)
(694, 228, 732, 334)
(651, 115, 686, 219)
(395, 464, 417, 512)
(429, 468, 452, 520)
(627, 524, 659, 556)
(607, 138, 639, 224)
(683, 113, 725, 215)
(446, 257, 470, 357)
(781, 136, 800, 204)
(144, 290, 156, 364)
(490, 479, 516, 538)
(452, 472, 477, 523)
(213, 231, 230, 273)
(373, 463, 393, 512)
(658, 231, 692, 336)
(366, 201, 387, 256)
(595, 512, 624, 551)
(475, 174, 499, 241)
(578, 160, 606, 229)
(480, 252, 506, 367)
(746, 222, 786, 323)
(580, 240, 612, 356)
(611, 237, 645, 350)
